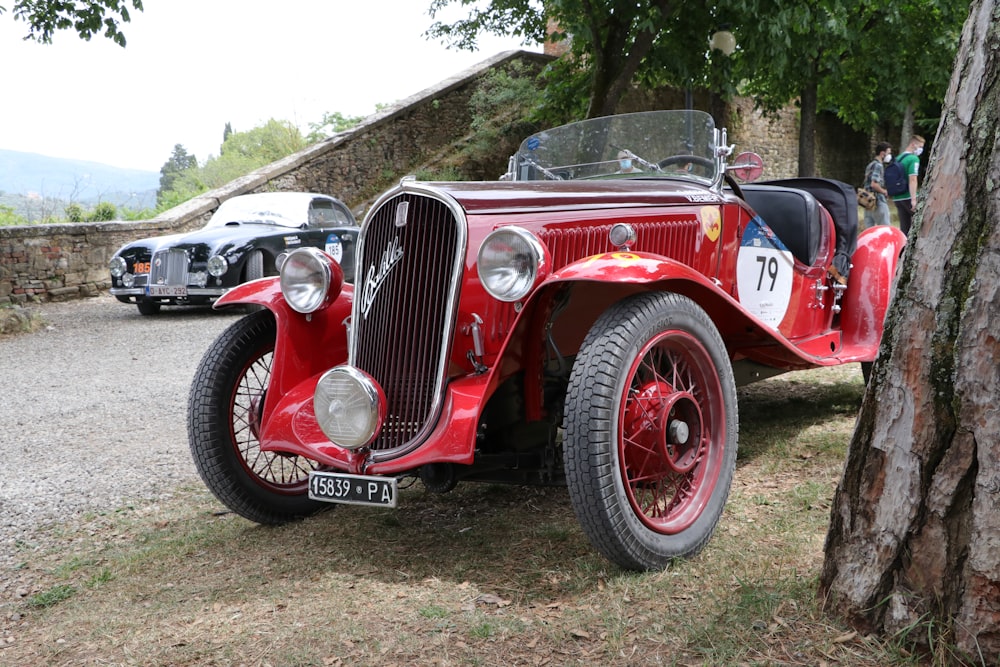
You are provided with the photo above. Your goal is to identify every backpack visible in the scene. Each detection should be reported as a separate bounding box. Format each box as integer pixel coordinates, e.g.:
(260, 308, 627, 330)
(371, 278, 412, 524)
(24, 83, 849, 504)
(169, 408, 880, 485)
(884, 157, 908, 196)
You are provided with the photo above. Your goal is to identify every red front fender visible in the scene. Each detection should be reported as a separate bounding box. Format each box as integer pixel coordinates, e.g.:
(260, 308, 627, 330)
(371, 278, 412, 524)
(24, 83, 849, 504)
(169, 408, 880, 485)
(214, 277, 355, 427)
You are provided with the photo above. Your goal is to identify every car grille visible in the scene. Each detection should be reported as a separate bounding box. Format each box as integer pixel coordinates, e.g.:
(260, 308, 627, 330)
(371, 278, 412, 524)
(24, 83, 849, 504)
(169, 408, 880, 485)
(352, 191, 464, 456)
(537, 219, 700, 269)
(150, 249, 189, 286)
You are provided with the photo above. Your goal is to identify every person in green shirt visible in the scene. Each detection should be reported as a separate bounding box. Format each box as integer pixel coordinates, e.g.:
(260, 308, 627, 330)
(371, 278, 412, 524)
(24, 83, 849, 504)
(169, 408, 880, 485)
(891, 134, 925, 235)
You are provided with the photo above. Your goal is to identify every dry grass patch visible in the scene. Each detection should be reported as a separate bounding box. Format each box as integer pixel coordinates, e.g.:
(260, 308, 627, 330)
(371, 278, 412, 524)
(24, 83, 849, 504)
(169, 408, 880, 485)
(3, 367, 937, 666)
(0, 303, 47, 335)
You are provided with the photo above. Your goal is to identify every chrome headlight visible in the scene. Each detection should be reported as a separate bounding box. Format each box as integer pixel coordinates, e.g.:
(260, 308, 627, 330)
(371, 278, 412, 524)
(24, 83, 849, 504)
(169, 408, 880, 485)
(207, 255, 228, 277)
(109, 256, 127, 278)
(477, 227, 548, 302)
(313, 366, 385, 449)
(279, 247, 343, 314)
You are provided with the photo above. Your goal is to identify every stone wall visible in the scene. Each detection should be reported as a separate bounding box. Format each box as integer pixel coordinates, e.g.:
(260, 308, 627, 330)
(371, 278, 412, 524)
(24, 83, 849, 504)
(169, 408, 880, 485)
(0, 49, 869, 305)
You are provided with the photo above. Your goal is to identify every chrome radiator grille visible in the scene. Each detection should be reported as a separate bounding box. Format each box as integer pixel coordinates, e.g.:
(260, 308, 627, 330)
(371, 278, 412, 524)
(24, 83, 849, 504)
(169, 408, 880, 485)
(353, 192, 463, 454)
(150, 249, 189, 286)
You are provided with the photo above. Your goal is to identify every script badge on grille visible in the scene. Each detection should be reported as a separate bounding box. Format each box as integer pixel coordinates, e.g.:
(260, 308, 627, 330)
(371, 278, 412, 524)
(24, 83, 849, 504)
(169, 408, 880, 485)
(394, 200, 409, 227)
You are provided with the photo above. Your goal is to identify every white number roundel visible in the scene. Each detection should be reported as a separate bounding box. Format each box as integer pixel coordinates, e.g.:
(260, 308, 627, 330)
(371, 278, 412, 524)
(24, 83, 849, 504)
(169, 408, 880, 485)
(736, 218, 793, 330)
(325, 234, 344, 263)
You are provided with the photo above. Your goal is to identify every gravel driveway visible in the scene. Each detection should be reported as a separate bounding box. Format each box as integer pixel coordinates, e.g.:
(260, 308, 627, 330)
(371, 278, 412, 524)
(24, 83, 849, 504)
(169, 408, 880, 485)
(0, 294, 244, 571)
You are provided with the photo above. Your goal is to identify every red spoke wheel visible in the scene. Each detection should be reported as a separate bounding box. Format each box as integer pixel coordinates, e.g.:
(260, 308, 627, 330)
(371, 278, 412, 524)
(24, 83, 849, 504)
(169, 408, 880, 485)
(564, 292, 737, 571)
(188, 310, 326, 524)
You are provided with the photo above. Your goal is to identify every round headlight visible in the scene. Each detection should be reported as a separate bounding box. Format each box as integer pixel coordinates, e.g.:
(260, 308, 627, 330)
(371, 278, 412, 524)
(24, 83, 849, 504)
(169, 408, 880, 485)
(207, 255, 228, 277)
(477, 227, 547, 302)
(109, 256, 127, 278)
(279, 247, 343, 314)
(313, 366, 385, 449)
(122, 273, 135, 288)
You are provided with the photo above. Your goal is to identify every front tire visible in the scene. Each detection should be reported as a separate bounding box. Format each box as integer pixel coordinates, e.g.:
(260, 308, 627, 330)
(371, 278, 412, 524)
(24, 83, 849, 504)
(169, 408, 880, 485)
(242, 250, 265, 314)
(187, 310, 326, 524)
(136, 299, 160, 316)
(563, 292, 738, 571)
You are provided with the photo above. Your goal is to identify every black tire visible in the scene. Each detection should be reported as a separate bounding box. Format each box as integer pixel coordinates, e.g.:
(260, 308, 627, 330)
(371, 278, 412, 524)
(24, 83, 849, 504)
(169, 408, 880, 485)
(563, 292, 738, 571)
(242, 250, 265, 314)
(187, 310, 326, 524)
(136, 299, 161, 316)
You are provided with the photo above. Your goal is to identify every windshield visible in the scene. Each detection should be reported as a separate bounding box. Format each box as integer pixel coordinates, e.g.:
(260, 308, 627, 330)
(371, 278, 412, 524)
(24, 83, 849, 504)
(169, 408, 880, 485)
(507, 110, 720, 186)
(206, 194, 306, 228)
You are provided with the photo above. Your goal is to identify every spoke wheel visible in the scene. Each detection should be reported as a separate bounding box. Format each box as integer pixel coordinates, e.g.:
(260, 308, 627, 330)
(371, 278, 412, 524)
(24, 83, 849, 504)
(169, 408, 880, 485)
(564, 292, 737, 571)
(188, 310, 326, 524)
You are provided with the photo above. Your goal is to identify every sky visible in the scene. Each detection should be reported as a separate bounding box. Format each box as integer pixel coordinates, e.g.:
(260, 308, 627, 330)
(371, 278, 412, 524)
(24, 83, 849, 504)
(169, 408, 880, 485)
(0, 0, 537, 173)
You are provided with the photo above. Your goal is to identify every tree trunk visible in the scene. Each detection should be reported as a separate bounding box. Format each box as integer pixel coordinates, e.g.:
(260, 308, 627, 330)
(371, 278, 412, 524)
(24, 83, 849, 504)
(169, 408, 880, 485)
(820, 1, 999, 661)
(900, 102, 915, 151)
(797, 77, 818, 176)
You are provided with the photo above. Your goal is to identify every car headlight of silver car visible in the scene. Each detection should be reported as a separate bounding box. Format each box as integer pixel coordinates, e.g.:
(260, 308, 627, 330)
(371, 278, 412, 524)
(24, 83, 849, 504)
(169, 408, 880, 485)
(206, 255, 228, 277)
(279, 247, 343, 314)
(313, 366, 385, 449)
(477, 226, 549, 302)
(109, 256, 127, 278)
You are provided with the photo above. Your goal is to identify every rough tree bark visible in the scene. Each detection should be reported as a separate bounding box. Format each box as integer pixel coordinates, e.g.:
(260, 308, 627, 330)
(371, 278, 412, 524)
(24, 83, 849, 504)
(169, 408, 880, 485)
(820, 1, 999, 662)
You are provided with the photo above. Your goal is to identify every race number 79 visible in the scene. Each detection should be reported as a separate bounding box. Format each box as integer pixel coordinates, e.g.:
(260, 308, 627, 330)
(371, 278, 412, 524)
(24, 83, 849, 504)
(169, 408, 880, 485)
(736, 245, 793, 329)
(756, 255, 779, 291)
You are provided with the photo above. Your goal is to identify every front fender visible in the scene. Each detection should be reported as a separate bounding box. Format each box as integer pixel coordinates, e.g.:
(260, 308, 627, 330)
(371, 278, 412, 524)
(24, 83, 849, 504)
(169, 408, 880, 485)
(543, 251, 754, 336)
(840, 225, 907, 355)
(214, 277, 355, 427)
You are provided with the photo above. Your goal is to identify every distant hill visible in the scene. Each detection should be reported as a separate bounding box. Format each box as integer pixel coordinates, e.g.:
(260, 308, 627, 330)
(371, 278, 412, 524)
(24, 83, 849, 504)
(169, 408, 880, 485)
(0, 149, 159, 211)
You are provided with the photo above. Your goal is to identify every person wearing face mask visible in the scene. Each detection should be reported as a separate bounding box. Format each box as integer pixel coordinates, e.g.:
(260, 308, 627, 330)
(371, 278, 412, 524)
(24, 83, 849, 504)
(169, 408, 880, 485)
(863, 141, 893, 229)
(891, 134, 925, 235)
(616, 150, 642, 174)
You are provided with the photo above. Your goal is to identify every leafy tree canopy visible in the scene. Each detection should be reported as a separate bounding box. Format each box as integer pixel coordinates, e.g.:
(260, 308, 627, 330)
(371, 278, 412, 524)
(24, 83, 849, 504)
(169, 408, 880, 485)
(157, 120, 307, 211)
(427, 0, 967, 142)
(1, 0, 143, 46)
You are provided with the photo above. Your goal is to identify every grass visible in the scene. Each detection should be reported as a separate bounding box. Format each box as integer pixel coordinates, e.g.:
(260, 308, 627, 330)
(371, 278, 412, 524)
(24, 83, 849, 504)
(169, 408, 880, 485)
(0, 366, 963, 666)
(0, 303, 47, 335)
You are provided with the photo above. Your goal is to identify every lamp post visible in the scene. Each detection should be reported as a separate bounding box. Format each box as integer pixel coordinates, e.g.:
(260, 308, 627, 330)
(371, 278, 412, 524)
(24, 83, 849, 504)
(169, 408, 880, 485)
(707, 27, 737, 129)
(709, 28, 737, 56)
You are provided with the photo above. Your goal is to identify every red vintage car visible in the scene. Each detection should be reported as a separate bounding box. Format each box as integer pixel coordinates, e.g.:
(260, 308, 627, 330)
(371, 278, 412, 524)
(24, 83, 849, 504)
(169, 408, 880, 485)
(188, 110, 905, 571)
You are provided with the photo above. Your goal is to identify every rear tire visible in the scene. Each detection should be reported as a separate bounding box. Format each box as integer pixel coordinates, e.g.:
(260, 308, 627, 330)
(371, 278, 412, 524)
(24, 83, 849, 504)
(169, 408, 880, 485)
(187, 310, 326, 524)
(563, 292, 738, 571)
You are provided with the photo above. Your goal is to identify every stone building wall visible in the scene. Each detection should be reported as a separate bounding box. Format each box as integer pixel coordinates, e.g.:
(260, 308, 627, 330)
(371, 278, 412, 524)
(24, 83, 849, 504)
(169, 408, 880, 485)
(0, 48, 868, 306)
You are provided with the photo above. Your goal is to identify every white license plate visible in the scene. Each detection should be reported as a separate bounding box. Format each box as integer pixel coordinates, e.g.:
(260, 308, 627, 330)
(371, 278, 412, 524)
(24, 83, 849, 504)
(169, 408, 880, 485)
(147, 285, 187, 297)
(308, 471, 397, 508)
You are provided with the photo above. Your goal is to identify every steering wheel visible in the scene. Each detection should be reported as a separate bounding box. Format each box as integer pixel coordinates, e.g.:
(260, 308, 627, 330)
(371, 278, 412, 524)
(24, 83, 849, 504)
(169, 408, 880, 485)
(657, 154, 716, 177)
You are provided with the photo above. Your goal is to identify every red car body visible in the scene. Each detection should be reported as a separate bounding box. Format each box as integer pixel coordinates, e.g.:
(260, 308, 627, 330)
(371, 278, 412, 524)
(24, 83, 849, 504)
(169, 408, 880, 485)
(189, 111, 905, 571)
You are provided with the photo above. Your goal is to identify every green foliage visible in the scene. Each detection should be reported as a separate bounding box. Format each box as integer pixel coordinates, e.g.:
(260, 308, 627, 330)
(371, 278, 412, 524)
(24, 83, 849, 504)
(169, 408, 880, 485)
(0, 203, 30, 226)
(421, 62, 551, 181)
(64, 201, 118, 222)
(64, 203, 84, 222)
(156, 119, 307, 211)
(90, 201, 117, 221)
(2, 0, 144, 46)
(429, 0, 964, 137)
(27, 584, 77, 608)
(427, 0, 546, 50)
(307, 111, 365, 143)
(158, 144, 198, 206)
(220, 119, 306, 163)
